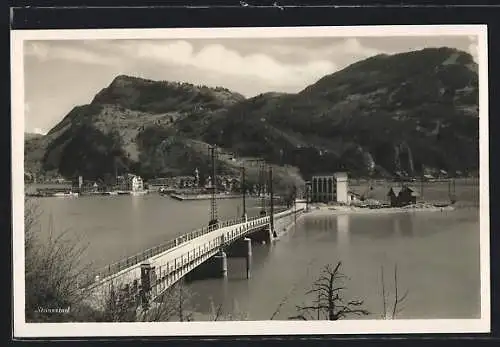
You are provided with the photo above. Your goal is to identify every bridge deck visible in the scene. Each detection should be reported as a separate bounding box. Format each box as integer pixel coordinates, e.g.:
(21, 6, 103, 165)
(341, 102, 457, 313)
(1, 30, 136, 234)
(85, 204, 306, 308)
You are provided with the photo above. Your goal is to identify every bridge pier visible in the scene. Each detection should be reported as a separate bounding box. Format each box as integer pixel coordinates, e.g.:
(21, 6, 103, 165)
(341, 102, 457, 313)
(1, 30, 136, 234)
(225, 237, 252, 279)
(246, 225, 273, 244)
(185, 250, 227, 282)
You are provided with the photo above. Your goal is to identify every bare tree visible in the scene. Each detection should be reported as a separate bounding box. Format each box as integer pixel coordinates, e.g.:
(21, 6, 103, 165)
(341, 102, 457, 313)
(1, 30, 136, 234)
(24, 199, 93, 322)
(380, 264, 409, 319)
(24, 198, 209, 323)
(93, 281, 138, 322)
(270, 258, 318, 320)
(209, 298, 224, 322)
(208, 298, 249, 321)
(289, 262, 370, 321)
(89, 277, 196, 322)
(136, 279, 194, 322)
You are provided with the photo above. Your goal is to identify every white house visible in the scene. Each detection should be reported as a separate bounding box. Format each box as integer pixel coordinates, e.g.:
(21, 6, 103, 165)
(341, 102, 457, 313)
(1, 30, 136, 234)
(334, 172, 349, 204)
(124, 174, 144, 192)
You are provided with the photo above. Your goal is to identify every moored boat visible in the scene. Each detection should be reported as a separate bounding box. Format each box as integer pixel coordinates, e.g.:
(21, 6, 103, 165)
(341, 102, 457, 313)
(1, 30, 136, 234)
(433, 202, 451, 208)
(52, 192, 79, 197)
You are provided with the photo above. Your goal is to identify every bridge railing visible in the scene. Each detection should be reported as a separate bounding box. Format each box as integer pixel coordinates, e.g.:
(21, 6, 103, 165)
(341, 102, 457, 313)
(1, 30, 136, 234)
(150, 210, 301, 296)
(85, 212, 279, 285)
(149, 215, 272, 296)
(85, 207, 303, 293)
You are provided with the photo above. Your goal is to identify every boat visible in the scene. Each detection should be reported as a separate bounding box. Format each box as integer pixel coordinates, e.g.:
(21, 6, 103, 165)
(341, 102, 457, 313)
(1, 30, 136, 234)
(159, 187, 176, 195)
(433, 202, 450, 208)
(52, 192, 79, 197)
(99, 191, 119, 196)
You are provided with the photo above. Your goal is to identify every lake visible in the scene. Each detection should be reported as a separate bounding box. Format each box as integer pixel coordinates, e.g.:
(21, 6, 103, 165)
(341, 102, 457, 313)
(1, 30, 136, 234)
(186, 208, 480, 320)
(29, 188, 481, 320)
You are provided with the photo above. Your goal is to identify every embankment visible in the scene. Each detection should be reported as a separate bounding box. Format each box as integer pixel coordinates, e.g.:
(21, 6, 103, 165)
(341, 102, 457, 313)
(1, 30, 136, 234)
(305, 203, 455, 217)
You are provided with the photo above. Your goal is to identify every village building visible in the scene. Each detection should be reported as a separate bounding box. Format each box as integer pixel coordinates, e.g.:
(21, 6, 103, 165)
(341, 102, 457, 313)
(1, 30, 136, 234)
(310, 172, 349, 204)
(178, 176, 197, 188)
(148, 177, 177, 188)
(437, 169, 448, 179)
(117, 174, 144, 192)
(127, 174, 144, 192)
(387, 186, 420, 207)
(348, 190, 361, 203)
(422, 174, 435, 181)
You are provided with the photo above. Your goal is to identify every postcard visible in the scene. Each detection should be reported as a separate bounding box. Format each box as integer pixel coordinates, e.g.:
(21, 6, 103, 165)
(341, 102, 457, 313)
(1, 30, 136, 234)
(12, 24, 489, 337)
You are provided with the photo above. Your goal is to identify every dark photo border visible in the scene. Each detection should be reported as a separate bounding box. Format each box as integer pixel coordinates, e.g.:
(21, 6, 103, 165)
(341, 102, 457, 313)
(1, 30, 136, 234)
(7, 1, 500, 345)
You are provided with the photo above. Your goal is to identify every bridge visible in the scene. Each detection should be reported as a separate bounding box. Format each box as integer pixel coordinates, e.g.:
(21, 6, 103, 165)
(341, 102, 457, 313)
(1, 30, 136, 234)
(84, 203, 306, 310)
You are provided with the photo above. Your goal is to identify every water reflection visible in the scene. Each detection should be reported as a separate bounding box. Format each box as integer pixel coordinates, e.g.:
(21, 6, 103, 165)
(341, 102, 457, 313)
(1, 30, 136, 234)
(398, 213, 414, 238)
(301, 212, 416, 241)
(302, 216, 337, 231)
(226, 242, 272, 281)
(34, 194, 479, 320)
(188, 209, 480, 320)
(337, 214, 350, 249)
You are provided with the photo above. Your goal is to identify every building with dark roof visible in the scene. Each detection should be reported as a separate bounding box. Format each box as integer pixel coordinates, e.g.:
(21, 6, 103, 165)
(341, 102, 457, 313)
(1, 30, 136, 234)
(387, 186, 420, 207)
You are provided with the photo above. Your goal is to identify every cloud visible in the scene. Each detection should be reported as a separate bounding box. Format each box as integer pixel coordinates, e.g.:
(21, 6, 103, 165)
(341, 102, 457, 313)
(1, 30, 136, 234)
(115, 40, 337, 88)
(25, 41, 121, 66)
(33, 127, 47, 135)
(340, 38, 382, 57)
(22, 37, 400, 93)
(25, 39, 340, 89)
(467, 35, 478, 62)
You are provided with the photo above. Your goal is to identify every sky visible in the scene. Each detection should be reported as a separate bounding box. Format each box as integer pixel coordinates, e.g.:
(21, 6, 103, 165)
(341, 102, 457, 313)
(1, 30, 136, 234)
(23, 35, 478, 135)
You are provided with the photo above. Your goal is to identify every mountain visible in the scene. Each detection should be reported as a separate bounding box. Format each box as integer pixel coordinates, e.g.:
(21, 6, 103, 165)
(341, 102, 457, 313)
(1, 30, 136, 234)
(201, 47, 479, 178)
(25, 47, 479, 190)
(25, 132, 43, 141)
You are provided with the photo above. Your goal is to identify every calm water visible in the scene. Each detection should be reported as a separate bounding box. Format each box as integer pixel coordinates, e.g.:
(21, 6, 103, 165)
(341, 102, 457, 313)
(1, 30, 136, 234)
(186, 209, 480, 320)
(34, 194, 263, 270)
(32, 193, 481, 320)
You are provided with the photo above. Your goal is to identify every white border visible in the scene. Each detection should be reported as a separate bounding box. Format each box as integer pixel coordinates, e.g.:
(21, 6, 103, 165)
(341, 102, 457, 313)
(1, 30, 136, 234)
(12, 25, 490, 337)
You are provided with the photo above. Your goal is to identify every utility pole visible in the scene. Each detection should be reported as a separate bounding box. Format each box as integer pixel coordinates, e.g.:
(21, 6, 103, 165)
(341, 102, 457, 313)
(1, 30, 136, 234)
(306, 182, 311, 211)
(269, 166, 276, 237)
(293, 185, 297, 226)
(420, 174, 424, 199)
(208, 146, 218, 227)
(260, 161, 267, 216)
(241, 165, 247, 219)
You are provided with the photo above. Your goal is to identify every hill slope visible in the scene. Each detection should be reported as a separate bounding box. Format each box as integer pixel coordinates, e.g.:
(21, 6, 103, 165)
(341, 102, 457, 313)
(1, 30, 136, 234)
(25, 47, 479, 189)
(202, 47, 479, 178)
(29, 76, 244, 179)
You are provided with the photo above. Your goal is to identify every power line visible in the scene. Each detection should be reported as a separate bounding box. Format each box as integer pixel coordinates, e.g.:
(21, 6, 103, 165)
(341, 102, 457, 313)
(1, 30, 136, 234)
(208, 145, 218, 227)
(241, 165, 246, 219)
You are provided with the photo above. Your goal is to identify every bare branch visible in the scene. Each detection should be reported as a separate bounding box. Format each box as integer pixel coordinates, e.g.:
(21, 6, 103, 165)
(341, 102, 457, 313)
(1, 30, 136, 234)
(391, 264, 409, 319)
(291, 261, 370, 321)
(270, 258, 318, 320)
(381, 265, 387, 319)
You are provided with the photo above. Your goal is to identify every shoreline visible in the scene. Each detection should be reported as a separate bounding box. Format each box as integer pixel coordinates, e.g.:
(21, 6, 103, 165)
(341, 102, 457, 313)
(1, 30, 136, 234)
(169, 193, 243, 201)
(25, 190, 150, 198)
(168, 193, 283, 201)
(304, 204, 456, 216)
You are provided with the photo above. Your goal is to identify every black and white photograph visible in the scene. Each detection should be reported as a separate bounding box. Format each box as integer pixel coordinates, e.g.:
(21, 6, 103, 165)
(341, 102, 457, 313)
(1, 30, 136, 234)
(12, 25, 489, 337)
